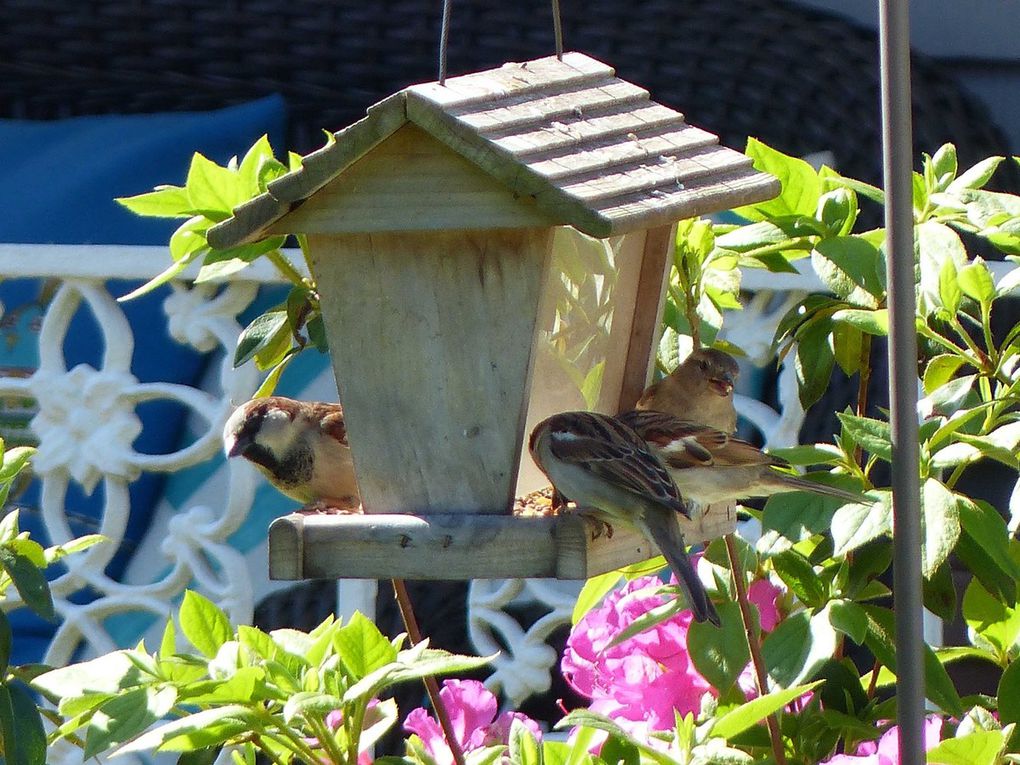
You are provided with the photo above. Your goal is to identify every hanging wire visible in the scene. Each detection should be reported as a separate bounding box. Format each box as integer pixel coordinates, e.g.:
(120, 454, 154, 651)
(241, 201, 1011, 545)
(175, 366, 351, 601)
(438, 0, 452, 84)
(877, 1, 925, 764)
(551, 0, 564, 59)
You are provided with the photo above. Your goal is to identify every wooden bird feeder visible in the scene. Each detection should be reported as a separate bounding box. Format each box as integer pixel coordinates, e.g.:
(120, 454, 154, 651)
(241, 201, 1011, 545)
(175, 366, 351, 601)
(208, 53, 779, 582)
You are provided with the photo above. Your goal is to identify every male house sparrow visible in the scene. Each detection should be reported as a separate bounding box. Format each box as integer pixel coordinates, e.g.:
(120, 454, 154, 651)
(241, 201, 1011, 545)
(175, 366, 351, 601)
(222, 396, 360, 509)
(529, 411, 721, 626)
(636, 347, 740, 433)
(619, 409, 866, 508)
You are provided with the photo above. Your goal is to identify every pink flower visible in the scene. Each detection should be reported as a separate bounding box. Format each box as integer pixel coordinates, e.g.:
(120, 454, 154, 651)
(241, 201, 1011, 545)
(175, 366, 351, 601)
(404, 679, 542, 765)
(822, 717, 943, 764)
(748, 578, 782, 631)
(563, 570, 784, 732)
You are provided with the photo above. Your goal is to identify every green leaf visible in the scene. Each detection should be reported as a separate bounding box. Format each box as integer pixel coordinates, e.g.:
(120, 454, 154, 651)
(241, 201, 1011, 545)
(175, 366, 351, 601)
(929, 144, 958, 190)
(179, 591, 233, 659)
(509, 717, 543, 765)
(573, 570, 622, 624)
(736, 138, 823, 220)
(831, 494, 892, 556)
(923, 354, 967, 395)
(812, 237, 883, 307)
(334, 611, 397, 680)
(837, 413, 892, 462)
(831, 308, 889, 336)
(762, 490, 844, 544)
(0, 610, 9, 678)
(116, 185, 194, 218)
(117, 257, 195, 302)
(237, 135, 277, 193)
(963, 577, 1020, 661)
(195, 237, 286, 283)
(83, 686, 178, 759)
(921, 478, 961, 579)
(958, 498, 1020, 591)
(794, 316, 835, 409)
(177, 747, 223, 765)
(827, 599, 868, 644)
(185, 152, 246, 217)
(861, 605, 964, 716)
(114, 704, 256, 755)
(0, 547, 53, 620)
(948, 156, 1003, 193)
(251, 350, 297, 397)
(687, 602, 749, 691)
(771, 549, 825, 607)
(233, 310, 290, 368)
(917, 221, 969, 317)
(35, 651, 146, 702)
(927, 730, 1006, 765)
(555, 710, 675, 765)
(958, 259, 996, 307)
(762, 608, 838, 687)
(169, 215, 213, 262)
(343, 649, 493, 705)
(711, 682, 822, 739)
(0, 682, 47, 765)
(767, 443, 842, 466)
(832, 321, 864, 376)
(281, 691, 345, 724)
(997, 658, 1020, 729)
(923, 561, 958, 622)
(938, 257, 962, 315)
(816, 188, 858, 235)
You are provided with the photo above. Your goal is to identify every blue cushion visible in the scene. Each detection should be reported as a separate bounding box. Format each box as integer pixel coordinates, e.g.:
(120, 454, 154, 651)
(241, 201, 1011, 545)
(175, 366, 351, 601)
(0, 95, 287, 663)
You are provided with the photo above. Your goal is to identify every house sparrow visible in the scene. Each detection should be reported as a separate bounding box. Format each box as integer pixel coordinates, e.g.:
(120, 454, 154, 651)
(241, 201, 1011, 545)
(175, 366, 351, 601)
(619, 409, 866, 507)
(636, 348, 740, 433)
(529, 411, 721, 626)
(222, 396, 360, 510)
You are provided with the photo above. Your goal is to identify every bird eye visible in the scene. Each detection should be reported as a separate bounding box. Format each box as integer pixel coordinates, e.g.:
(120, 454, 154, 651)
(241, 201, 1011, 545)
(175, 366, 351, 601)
(698, 360, 708, 372)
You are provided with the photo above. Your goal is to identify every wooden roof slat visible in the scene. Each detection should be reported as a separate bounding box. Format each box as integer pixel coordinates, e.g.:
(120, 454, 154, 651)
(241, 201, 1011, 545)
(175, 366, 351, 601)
(208, 52, 778, 246)
(453, 81, 649, 133)
(527, 125, 723, 181)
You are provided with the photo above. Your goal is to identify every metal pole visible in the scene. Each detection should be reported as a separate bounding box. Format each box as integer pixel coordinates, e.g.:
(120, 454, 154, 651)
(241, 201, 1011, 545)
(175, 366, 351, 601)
(878, 2, 925, 764)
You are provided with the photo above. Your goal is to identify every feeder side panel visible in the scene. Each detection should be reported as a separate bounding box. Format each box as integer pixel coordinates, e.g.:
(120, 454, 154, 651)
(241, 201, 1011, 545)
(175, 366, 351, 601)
(306, 228, 552, 515)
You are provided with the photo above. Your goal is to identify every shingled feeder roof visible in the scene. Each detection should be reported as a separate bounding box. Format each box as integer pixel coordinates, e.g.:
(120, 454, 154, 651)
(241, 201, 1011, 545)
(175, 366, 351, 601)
(208, 52, 779, 247)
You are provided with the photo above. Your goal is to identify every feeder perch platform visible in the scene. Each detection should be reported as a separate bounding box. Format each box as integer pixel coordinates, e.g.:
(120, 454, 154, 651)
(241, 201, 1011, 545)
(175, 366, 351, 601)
(268, 501, 737, 581)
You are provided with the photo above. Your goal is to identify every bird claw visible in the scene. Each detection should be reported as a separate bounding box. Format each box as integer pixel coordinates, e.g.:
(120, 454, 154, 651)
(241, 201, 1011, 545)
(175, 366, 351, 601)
(579, 513, 614, 540)
(298, 497, 362, 515)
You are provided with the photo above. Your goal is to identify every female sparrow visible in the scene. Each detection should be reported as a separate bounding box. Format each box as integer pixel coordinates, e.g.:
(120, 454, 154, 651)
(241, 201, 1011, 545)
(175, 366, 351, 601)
(618, 409, 866, 508)
(222, 396, 360, 509)
(529, 411, 721, 626)
(636, 347, 740, 433)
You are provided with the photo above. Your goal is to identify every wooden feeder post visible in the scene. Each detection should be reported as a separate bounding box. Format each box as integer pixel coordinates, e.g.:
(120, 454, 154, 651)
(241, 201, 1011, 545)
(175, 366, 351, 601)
(208, 53, 779, 582)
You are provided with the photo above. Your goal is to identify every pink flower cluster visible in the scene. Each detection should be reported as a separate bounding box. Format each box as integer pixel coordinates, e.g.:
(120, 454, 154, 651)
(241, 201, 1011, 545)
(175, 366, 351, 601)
(404, 679, 542, 765)
(822, 717, 943, 764)
(562, 572, 781, 731)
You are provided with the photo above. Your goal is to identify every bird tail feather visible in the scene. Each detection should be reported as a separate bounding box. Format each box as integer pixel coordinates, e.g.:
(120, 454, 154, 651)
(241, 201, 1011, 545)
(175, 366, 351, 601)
(777, 475, 869, 504)
(640, 509, 721, 627)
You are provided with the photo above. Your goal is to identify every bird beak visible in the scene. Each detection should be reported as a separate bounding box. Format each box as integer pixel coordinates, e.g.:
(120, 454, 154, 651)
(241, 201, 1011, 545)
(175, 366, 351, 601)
(224, 433, 248, 459)
(708, 374, 734, 396)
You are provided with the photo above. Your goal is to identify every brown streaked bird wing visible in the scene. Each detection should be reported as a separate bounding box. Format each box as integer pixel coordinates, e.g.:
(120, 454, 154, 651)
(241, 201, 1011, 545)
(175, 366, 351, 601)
(309, 403, 348, 446)
(620, 409, 782, 470)
(547, 414, 686, 514)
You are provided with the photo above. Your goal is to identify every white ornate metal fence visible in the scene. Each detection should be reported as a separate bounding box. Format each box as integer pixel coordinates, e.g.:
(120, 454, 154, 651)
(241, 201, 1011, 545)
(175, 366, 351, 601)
(1, 243, 1000, 758)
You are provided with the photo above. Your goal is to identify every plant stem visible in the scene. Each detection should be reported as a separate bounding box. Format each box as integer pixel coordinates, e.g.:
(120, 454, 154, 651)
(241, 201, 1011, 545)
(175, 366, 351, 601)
(308, 712, 347, 765)
(267, 249, 309, 288)
(253, 734, 291, 765)
(866, 658, 882, 699)
(724, 534, 786, 765)
(391, 578, 466, 765)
